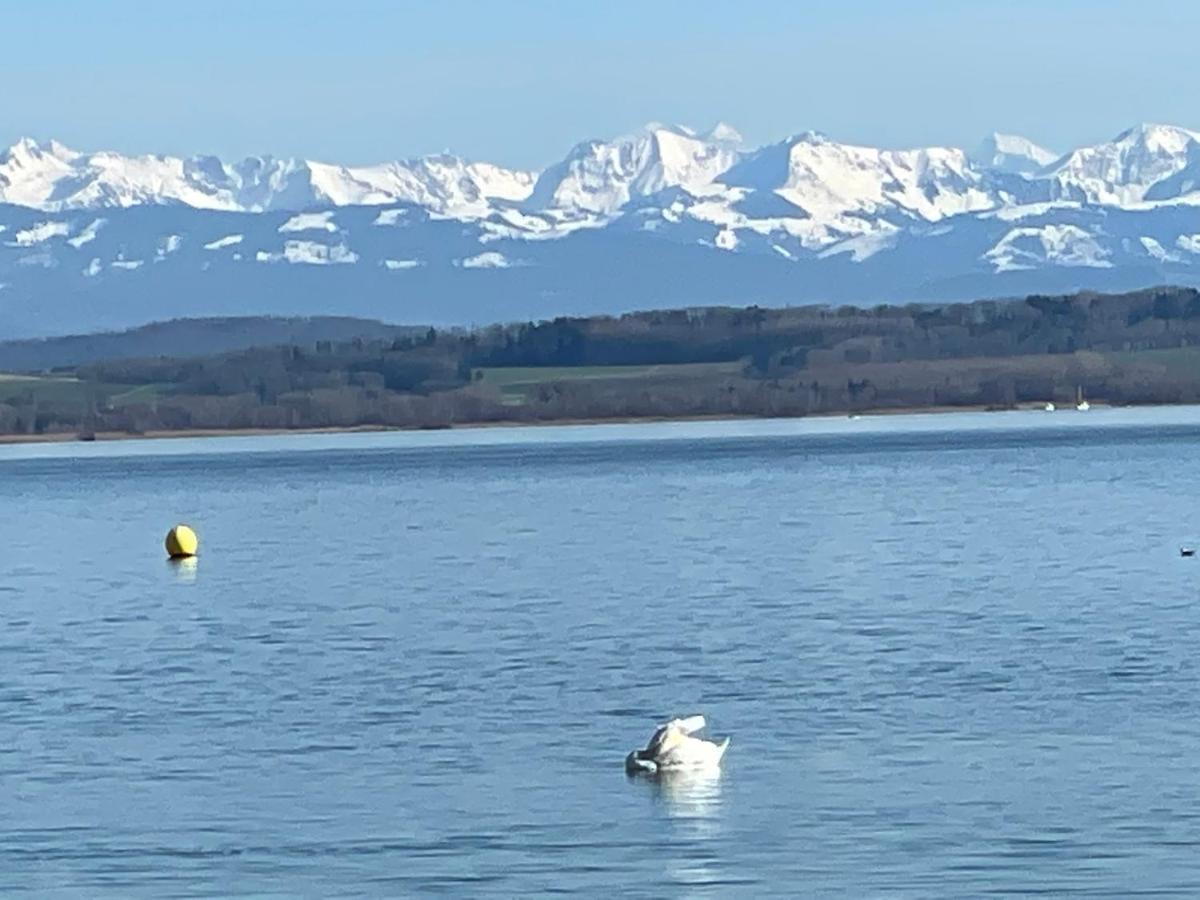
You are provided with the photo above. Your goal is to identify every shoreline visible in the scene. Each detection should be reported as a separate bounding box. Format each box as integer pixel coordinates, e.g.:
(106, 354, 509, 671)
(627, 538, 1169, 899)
(0, 402, 1111, 446)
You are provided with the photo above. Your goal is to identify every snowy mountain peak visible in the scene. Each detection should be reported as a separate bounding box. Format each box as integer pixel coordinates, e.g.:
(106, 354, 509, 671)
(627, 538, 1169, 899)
(523, 123, 740, 216)
(13, 120, 1200, 338)
(704, 122, 743, 145)
(1112, 122, 1200, 149)
(6, 120, 1200, 247)
(972, 132, 1057, 174)
(2, 136, 79, 165)
(721, 133, 992, 249)
(1045, 123, 1200, 205)
(0, 141, 536, 216)
(790, 130, 832, 145)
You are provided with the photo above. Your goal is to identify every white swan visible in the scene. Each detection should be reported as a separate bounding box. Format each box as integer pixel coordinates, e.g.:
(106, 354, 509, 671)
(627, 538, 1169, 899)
(625, 715, 730, 775)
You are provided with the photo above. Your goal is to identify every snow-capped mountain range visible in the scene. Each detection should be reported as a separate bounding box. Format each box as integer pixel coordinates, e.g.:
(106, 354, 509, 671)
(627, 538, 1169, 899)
(4, 122, 1200, 337)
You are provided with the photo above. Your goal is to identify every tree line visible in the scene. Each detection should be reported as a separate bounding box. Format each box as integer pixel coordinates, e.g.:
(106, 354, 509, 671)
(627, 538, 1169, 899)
(7, 285, 1200, 436)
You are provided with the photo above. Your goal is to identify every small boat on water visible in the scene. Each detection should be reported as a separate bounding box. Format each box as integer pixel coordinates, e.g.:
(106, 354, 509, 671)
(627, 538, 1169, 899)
(1044, 402, 1056, 412)
(1075, 386, 1090, 411)
(625, 715, 730, 775)
(1182, 547, 1195, 557)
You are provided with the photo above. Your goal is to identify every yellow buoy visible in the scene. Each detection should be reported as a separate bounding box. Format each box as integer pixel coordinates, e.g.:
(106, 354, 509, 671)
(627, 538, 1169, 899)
(165, 524, 199, 558)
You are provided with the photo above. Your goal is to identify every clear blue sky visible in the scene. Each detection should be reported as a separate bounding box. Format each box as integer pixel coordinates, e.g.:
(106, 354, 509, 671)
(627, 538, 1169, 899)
(2, 0, 1198, 167)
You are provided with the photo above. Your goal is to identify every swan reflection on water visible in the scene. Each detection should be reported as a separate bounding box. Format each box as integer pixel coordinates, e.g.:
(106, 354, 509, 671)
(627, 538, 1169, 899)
(638, 767, 728, 891)
(648, 766, 724, 822)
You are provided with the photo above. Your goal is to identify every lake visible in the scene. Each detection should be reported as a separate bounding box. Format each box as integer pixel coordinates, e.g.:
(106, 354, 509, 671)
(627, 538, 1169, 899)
(4, 408, 1200, 896)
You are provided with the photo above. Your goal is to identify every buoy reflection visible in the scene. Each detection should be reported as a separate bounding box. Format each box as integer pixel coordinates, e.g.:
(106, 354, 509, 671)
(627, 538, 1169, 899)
(168, 555, 198, 583)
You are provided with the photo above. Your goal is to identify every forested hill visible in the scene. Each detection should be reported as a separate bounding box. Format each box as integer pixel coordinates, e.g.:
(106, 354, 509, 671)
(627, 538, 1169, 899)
(6, 286, 1200, 437)
(0, 316, 426, 372)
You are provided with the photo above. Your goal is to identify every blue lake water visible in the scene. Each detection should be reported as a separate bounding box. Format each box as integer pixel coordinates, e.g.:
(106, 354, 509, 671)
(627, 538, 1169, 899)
(5, 408, 1200, 896)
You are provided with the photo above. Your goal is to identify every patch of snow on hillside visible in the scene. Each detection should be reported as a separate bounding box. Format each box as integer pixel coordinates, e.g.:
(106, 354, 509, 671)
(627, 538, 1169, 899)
(479, 208, 599, 242)
(373, 209, 408, 226)
(714, 229, 738, 250)
(278, 211, 338, 233)
(67, 218, 106, 248)
(458, 251, 512, 268)
(383, 258, 423, 270)
(83, 258, 102, 277)
(1140, 236, 1181, 263)
(984, 224, 1111, 272)
(257, 240, 358, 265)
(203, 234, 243, 250)
(157, 234, 182, 258)
(1176, 234, 1200, 254)
(985, 201, 1082, 222)
(111, 258, 144, 270)
(819, 228, 899, 262)
(11, 220, 69, 246)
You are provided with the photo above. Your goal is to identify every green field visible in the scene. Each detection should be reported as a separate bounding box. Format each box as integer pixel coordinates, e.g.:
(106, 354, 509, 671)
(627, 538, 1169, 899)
(475, 362, 744, 402)
(0, 373, 165, 409)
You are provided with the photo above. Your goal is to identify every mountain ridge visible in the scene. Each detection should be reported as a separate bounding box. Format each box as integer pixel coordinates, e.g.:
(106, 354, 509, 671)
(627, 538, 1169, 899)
(5, 121, 1200, 339)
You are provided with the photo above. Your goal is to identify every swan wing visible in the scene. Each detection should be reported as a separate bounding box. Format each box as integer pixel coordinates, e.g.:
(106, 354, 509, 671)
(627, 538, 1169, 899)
(645, 722, 683, 755)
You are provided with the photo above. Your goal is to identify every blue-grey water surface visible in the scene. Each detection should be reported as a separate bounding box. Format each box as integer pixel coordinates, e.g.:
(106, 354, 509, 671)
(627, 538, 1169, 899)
(5, 408, 1200, 896)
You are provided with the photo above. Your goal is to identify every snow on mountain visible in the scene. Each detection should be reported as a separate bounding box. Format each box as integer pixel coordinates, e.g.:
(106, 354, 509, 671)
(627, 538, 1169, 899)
(0, 138, 536, 217)
(458, 251, 516, 269)
(67, 218, 105, 248)
(972, 132, 1058, 175)
(701, 132, 998, 250)
(158, 234, 182, 257)
(984, 224, 1112, 272)
(257, 240, 359, 266)
(9, 220, 70, 246)
(305, 154, 535, 217)
(279, 211, 339, 233)
(0, 138, 82, 208)
(704, 122, 744, 145)
(523, 124, 740, 218)
(203, 234, 243, 250)
(771, 134, 995, 222)
(1140, 235, 1181, 263)
(8, 121, 1200, 338)
(1042, 123, 1200, 206)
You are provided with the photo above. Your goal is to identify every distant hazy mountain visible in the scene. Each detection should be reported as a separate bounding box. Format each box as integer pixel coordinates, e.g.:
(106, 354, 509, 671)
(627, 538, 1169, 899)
(0, 316, 424, 372)
(4, 122, 1200, 337)
(971, 133, 1058, 175)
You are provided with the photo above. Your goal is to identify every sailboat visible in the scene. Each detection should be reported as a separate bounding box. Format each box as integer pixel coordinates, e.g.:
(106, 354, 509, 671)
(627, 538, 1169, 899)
(1075, 386, 1090, 412)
